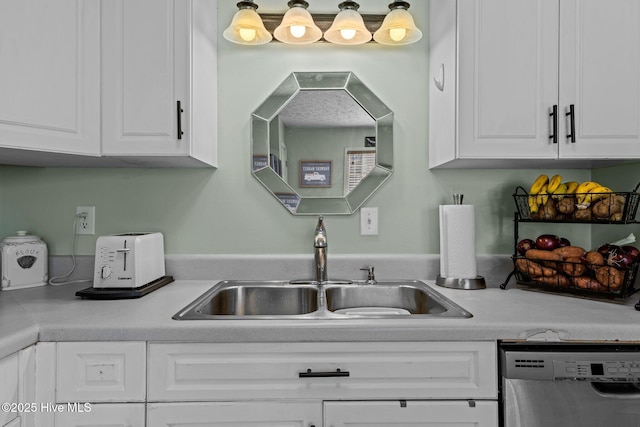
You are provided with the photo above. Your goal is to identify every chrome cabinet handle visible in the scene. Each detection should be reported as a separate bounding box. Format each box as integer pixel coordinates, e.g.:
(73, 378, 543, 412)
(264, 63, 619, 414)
(566, 104, 576, 143)
(298, 368, 350, 378)
(177, 100, 184, 140)
(549, 105, 558, 144)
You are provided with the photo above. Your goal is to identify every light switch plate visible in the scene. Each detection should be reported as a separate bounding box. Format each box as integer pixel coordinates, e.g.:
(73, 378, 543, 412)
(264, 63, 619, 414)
(360, 207, 379, 235)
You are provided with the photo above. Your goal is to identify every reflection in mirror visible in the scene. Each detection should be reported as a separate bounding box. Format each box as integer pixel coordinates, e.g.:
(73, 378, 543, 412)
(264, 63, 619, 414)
(251, 72, 393, 215)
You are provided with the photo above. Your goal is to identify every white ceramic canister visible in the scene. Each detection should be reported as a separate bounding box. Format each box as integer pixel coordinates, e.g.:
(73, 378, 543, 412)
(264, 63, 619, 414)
(0, 231, 48, 290)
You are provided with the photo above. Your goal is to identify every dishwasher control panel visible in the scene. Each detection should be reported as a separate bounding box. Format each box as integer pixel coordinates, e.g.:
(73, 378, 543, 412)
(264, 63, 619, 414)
(502, 346, 640, 382)
(554, 360, 640, 381)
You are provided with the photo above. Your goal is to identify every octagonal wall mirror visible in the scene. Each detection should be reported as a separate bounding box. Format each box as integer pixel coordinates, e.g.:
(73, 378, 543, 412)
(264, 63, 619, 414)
(251, 72, 393, 215)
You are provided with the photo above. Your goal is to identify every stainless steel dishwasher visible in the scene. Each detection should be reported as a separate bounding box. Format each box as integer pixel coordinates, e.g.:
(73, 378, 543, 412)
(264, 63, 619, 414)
(500, 342, 640, 427)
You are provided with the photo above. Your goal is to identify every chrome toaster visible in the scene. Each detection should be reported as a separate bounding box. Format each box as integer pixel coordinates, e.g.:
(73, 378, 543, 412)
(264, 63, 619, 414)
(93, 232, 165, 289)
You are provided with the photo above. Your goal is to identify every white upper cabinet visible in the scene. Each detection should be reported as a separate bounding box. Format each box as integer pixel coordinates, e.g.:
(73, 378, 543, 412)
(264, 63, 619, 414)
(0, 0, 101, 156)
(0, 0, 217, 168)
(429, 0, 640, 168)
(101, 0, 217, 167)
(559, 0, 640, 159)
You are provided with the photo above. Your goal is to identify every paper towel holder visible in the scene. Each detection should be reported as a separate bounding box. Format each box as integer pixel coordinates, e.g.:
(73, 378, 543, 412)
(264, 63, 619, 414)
(436, 275, 486, 290)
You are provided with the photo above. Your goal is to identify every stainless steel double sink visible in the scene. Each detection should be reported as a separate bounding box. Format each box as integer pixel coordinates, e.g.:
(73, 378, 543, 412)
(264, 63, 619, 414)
(173, 280, 472, 320)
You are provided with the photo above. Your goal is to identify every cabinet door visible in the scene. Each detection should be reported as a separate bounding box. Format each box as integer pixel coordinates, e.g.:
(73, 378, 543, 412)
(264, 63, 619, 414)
(148, 342, 497, 402)
(456, 0, 560, 160)
(0, 0, 100, 155)
(56, 342, 146, 403)
(3, 417, 21, 427)
(0, 353, 18, 427)
(324, 401, 498, 427)
(54, 403, 145, 427)
(147, 402, 322, 427)
(101, 0, 189, 156)
(559, 0, 640, 158)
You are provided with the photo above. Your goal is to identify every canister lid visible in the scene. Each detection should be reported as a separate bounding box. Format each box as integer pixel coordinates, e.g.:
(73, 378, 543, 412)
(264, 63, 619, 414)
(1, 231, 43, 244)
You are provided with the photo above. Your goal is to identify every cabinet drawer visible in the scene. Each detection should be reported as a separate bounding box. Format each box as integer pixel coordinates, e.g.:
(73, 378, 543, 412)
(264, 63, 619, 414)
(0, 353, 18, 427)
(54, 403, 145, 427)
(325, 401, 498, 427)
(148, 401, 322, 426)
(148, 341, 497, 401)
(56, 342, 145, 403)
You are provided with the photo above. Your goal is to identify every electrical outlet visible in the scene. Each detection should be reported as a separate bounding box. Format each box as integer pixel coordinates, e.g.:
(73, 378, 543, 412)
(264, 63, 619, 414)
(76, 206, 95, 235)
(360, 207, 379, 236)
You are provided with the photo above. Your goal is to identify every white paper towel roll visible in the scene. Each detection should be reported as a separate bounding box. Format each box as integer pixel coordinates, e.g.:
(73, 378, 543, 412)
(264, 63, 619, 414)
(439, 204, 478, 279)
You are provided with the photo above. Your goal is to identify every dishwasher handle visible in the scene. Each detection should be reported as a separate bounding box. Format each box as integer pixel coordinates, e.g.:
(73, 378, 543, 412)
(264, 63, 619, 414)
(591, 382, 640, 399)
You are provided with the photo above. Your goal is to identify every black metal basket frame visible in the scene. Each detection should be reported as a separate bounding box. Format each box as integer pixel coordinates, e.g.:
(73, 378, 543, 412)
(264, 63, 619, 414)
(512, 182, 640, 224)
(511, 256, 640, 299)
(501, 182, 640, 310)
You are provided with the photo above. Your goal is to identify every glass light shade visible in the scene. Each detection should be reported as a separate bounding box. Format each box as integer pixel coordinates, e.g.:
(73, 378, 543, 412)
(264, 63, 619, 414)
(324, 8, 372, 45)
(223, 7, 272, 45)
(373, 7, 422, 45)
(274, 5, 322, 44)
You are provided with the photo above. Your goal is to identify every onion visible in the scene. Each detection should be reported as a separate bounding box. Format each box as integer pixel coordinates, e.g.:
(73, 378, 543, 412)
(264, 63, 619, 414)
(517, 239, 536, 256)
(536, 234, 561, 251)
(621, 245, 640, 262)
(597, 243, 619, 256)
(559, 237, 571, 247)
(608, 248, 634, 268)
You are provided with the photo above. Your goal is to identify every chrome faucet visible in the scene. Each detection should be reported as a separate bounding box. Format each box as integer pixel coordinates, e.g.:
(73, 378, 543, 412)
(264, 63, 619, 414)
(314, 216, 328, 283)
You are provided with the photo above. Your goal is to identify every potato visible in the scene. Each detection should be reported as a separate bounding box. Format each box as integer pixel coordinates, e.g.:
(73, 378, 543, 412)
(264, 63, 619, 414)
(540, 198, 557, 220)
(585, 251, 605, 269)
(557, 197, 576, 215)
(561, 257, 586, 277)
(592, 195, 624, 219)
(596, 266, 625, 291)
(574, 208, 592, 221)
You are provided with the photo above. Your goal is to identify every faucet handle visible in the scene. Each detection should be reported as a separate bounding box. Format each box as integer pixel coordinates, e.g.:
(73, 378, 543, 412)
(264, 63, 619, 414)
(360, 266, 377, 284)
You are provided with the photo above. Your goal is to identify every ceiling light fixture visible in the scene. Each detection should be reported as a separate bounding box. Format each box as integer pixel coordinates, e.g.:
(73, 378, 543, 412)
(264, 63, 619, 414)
(274, 0, 322, 44)
(323, 1, 372, 45)
(223, 1, 272, 45)
(373, 1, 422, 45)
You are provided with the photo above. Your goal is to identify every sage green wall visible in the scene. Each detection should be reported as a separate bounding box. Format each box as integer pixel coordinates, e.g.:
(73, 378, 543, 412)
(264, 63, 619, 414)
(0, 0, 598, 255)
(592, 164, 640, 246)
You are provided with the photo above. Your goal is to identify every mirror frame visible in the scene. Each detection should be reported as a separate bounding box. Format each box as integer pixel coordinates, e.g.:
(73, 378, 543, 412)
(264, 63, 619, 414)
(251, 71, 393, 215)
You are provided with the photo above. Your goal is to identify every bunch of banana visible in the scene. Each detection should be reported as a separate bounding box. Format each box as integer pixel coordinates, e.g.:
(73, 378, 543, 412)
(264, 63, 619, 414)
(527, 174, 547, 214)
(551, 180, 579, 200)
(526, 174, 615, 215)
(528, 174, 568, 213)
(575, 182, 613, 206)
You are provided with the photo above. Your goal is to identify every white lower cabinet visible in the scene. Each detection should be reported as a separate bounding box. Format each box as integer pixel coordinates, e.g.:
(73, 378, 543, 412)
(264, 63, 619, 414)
(148, 401, 322, 427)
(54, 403, 145, 427)
(0, 352, 19, 427)
(29, 342, 147, 427)
(324, 401, 498, 427)
(56, 342, 146, 403)
(20, 340, 498, 426)
(3, 418, 21, 427)
(147, 341, 499, 427)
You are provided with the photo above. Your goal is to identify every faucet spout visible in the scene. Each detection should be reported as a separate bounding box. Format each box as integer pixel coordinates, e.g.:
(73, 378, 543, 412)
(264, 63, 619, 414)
(314, 216, 328, 283)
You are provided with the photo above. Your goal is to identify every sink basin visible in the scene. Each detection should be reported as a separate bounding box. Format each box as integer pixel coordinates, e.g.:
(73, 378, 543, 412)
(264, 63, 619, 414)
(173, 280, 472, 320)
(325, 283, 449, 315)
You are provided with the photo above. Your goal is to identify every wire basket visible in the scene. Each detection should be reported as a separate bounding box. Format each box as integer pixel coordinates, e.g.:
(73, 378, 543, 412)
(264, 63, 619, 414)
(513, 182, 640, 223)
(512, 256, 640, 299)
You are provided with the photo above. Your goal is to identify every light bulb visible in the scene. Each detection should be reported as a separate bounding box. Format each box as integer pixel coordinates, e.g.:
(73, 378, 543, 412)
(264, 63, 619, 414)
(389, 28, 406, 42)
(290, 25, 306, 38)
(239, 28, 257, 42)
(340, 28, 357, 40)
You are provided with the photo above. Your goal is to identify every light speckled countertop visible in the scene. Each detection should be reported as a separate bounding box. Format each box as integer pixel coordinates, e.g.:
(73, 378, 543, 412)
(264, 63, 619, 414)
(1, 277, 639, 360)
